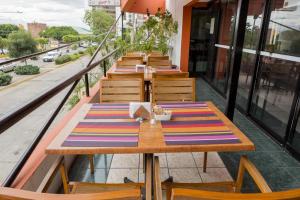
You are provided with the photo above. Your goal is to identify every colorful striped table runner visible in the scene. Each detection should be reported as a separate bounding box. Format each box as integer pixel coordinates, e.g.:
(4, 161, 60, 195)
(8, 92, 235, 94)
(159, 102, 241, 145)
(85, 103, 130, 119)
(62, 121, 140, 147)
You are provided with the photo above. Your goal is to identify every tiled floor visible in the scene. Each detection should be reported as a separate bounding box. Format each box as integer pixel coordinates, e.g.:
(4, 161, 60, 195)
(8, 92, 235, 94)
(69, 152, 233, 184)
(69, 78, 300, 192)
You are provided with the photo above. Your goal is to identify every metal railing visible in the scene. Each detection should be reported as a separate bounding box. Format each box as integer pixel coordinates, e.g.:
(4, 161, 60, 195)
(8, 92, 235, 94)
(0, 13, 122, 187)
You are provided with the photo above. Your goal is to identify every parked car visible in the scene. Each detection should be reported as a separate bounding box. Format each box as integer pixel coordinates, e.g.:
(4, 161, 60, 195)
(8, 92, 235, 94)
(79, 42, 89, 48)
(91, 42, 98, 47)
(0, 63, 15, 72)
(43, 51, 62, 62)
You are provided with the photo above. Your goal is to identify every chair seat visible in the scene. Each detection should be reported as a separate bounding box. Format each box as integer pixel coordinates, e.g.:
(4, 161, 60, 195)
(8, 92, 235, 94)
(70, 182, 143, 194)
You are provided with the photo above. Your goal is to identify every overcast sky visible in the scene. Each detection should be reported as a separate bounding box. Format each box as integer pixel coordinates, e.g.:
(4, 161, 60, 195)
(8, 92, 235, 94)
(0, 0, 90, 29)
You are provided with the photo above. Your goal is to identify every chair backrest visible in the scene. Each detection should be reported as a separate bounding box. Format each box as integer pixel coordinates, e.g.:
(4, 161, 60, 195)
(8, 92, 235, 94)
(152, 78, 195, 103)
(107, 72, 144, 80)
(0, 187, 141, 200)
(100, 78, 144, 103)
(148, 51, 163, 56)
(152, 72, 189, 79)
(126, 52, 142, 57)
(148, 60, 172, 67)
(121, 56, 144, 62)
(148, 56, 169, 62)
(117, 60, 143, 67)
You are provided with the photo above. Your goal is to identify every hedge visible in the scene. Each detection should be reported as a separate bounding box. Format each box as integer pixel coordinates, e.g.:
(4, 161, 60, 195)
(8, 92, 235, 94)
(14, 65, 40, 75)
(0, 72, 12, 86)
(55, 55, 72, 65)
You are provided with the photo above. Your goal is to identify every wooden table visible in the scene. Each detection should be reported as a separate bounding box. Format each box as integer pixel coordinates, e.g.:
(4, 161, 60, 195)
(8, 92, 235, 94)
(106, 64, 181, 82)
(46, 102, 254, 155)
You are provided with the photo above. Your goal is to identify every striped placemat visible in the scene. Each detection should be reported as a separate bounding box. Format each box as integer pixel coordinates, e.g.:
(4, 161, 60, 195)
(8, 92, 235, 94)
(62, 121, 140, 147)
(159, 102, 240, 145)
(85, 104, 130, 119)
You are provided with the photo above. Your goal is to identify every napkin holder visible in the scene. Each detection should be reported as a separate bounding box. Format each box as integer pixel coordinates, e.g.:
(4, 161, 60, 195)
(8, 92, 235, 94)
(129, 102, 151, 120)
(136, 64, 146, 72)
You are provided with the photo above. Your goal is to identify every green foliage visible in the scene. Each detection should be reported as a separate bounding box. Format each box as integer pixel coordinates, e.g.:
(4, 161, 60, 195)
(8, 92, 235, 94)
(68, 94, 80, 109)
(0, 24, 19, 38)
(86, 46, 97, 56)
(7, 30, 37, 58)
(0, 37, 8, 54)
(62, 34, 80, 43)
(55, 55, 72, 64)
(35, 37, 49, 50)
(84, 9, 114, 35)
(55, 52, 83, 65)
(14, 65, 40, 75)
(116, 10, 178, 55)
(71, 44, 78, 50)
(40, 26, 78, 41)
(78, 50, 85, 55)
(0, 72, 12, 86)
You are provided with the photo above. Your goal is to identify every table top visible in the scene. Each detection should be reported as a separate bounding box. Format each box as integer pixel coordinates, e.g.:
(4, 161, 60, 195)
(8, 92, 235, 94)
(107, 64, 181, 82)
(46, 102, 255, 155)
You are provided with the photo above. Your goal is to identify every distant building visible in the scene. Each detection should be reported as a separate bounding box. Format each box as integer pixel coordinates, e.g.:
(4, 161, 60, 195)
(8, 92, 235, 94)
(27, 22, 47, 38)
(88, 0, 120, 16)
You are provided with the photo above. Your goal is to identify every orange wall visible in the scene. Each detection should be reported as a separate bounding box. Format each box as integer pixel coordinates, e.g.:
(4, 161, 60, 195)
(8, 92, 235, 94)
(180, 6, 192, 72)
(121, 0, 165, 15)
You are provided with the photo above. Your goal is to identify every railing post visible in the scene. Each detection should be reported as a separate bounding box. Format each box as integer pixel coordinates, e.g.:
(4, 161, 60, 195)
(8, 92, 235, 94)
(84, 74, 90, 97)
(121, 12, 125, 40)
(103, 60, 107, 77)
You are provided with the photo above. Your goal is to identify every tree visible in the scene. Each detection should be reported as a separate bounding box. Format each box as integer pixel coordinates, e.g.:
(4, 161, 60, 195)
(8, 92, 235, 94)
(40, 26, 78, 41)
(84, 9, 114, 35)
(35, 37, 49, 50)
(62, 34, 80, 43)
(0, 24, 19, 38)
(7, 30, 37, 58)
(0, 37, 8, 54)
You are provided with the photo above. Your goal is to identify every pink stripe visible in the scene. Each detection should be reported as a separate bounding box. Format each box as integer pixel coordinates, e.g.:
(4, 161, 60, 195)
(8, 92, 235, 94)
(165, 135, 237, 140)
(67, 136, 138, 141)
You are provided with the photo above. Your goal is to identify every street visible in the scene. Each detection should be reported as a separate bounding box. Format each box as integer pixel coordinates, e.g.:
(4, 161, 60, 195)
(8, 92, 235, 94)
(0, 54, 96, 183)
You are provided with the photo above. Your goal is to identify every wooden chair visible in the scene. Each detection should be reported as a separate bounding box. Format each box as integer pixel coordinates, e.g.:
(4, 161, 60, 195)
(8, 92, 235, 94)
(107, 72, 144, 80)
(153, 156, 300, 200)
(126, 52, 143, 57)
(121, 56, 143, 62)
(152, 72, 189, 79)
(148, 55, 169, 62)
(148, 51, 163, 56)
(117, 60, 143, 68)
(148, 60, 172, 68)
(15, 156, 152, 200)
(100, 78, 144, 103)
(0, 187, 141, 200)
(152, 78, 195, 103)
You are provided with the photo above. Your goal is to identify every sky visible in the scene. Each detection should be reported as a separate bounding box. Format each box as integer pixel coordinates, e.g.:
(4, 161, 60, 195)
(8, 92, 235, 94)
(0, 0, 90, 29)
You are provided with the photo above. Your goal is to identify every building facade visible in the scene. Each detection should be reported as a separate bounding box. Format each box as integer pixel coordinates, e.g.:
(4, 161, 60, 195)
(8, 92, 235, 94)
(27, 22, 47, 38)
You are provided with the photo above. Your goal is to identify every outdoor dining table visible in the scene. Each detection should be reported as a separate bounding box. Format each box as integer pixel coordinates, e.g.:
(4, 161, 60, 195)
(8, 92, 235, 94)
(106, 63, 181, 82)
(46, 101, 255, 189)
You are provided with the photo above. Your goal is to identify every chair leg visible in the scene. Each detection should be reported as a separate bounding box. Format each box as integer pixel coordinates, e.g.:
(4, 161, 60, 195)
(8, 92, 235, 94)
(88, 155, 95, 174)
(203, 152, 208, 173)
(59, 160, 70, 194)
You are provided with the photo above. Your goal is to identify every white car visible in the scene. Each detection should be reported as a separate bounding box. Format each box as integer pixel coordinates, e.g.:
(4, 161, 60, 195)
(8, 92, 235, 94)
(43, 51, 62, 62)
(0, 62, 15, 73)
(79, 42, 89, 48)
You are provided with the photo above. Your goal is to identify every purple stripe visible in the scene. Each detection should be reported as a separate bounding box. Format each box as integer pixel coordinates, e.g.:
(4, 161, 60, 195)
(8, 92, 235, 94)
(85, 115, 130, 119)
(77, 121, 139, 126)
(172, 113, 216, 117)
(164, 135, 237, 140)
(161, 120, 224, 125)
(62, 141, 137, 147)
(92, 103, 129, 106)
(158, 102, 207, 105)
(165, 139, 241, 145)
(66, 136, 138, 141)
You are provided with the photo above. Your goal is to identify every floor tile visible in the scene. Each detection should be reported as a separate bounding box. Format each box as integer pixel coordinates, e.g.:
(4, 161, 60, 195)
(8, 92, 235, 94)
(192, 152, 225, 168)
(169, 168, 202, 183)
(92, 154, 113, 169)
(107, 169, 138, 183)
(110, 154, 139, 169)
(199, 168, 233, 183)
(167, 153, 196, 168)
